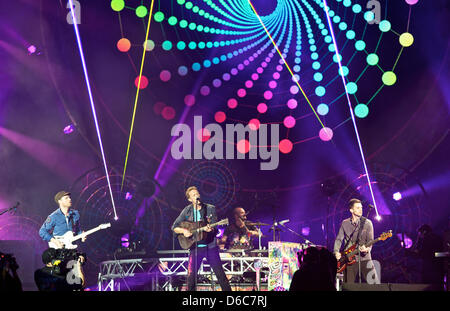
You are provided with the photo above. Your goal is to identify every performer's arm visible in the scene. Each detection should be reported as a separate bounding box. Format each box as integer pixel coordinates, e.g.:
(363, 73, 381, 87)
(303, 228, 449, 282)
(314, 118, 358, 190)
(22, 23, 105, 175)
(172, 207, 192, 237)
(334, 224, 345, 259)
(39, 217, 54, 242)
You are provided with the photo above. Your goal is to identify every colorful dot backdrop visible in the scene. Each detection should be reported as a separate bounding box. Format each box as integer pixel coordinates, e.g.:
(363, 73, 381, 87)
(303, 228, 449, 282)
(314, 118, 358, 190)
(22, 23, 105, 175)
(110, 0, 418, 154)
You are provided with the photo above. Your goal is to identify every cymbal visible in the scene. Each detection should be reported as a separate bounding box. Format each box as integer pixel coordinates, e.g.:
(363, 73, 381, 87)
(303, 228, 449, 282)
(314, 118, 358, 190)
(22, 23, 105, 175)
(245, 221, 271, 226)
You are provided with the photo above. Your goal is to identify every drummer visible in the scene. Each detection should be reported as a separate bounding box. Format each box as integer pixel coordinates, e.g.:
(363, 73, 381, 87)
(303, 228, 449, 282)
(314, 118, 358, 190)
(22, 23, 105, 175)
(218, 207, 260, 250)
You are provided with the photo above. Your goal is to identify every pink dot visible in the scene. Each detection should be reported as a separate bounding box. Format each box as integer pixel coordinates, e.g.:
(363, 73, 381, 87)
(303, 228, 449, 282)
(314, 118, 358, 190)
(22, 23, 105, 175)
(273, 72, 280, 80)
(248, 118, 260, 131)
(237, 139, 250, 154)
(215, 111, 226, 123)
(257, 67, 263, 74)
(279, 139, 293, 154)
(265, 57, 270, 62)
(283, 116, 296, 128)
(276, 65, 283, 71)
(251, 73, 259, 81)
(290, 85, 299, 95)
(227, 98, 238, 109)
(244, 60, 250, 66)
(200, 85, 210, 96)
(160, 70, 171, 82)
(405, 0, 418, 5)
(196, 128, 211, 142)
(263, 90, 273, 100)
(319, 127, 334, 141)
(238, 64, 244, 70)
(135, 75, 148, 89)
(184, 94, 196, 106)
(287, 99, 298, 109)
(153, 102, 165, 115)
(231, 68, 238, 75)
(161, 106, 175, 120)
(257, 103, 268, 113)
(269, 81, 277, 89)
(261, 62, 267, 68)
(237, 88, 246, 98)
(245, 80, 254, 88)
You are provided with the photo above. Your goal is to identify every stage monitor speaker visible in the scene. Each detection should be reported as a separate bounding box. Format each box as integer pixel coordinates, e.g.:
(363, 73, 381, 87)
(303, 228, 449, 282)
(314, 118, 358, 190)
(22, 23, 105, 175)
(342, 283, 442, 291)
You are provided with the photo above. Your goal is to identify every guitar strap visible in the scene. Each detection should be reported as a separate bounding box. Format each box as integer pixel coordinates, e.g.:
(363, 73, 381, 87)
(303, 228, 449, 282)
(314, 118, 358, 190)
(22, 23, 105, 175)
(355, 216, 367, 246)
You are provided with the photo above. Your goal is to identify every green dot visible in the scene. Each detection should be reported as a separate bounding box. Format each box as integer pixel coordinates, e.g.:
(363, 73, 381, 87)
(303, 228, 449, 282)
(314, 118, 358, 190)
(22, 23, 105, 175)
(366, 53, 379, 66)
(189, 22, 196, 30)
(185, 1, 193, 9)
(346, 82, 358, 94)
(168, 16, 178, 26)
(382, 71, 397, 86)
(193, 6, 199, 13)
(355, 104, 369, 118)
(352, 4, 362, 13)
(355, 40, 366, 51)
(136, 6, 147, 18)
(379, 20, 391, 32)
(177, 41, 186, 50)
(111, 0, 125, 12)
(162, 40, 173, 51)
(188, 41, 197, 49)
(154, 11, 164, 22)
(179, 20, 188, 28)
(177, 0, 186, 4)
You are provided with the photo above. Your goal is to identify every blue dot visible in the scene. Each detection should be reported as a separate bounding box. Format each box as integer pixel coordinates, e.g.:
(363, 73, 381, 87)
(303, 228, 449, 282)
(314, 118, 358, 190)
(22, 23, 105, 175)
(317, 103, 329, 116)
(355, 40, 366, 51)
(312, 61, 321, 70)
(339, 66, 349, 76)
(178, 66, 188, 76)
(315, 86, 326, 97)
(192, 63, 201, 71)
(364, 11, 375, 22)
(314, 72, 323, 82)
(346, 82, 358, 94)
(352, 4, 362, 13)
(203, 60, 211, 68)
(346, 30, 356, 40)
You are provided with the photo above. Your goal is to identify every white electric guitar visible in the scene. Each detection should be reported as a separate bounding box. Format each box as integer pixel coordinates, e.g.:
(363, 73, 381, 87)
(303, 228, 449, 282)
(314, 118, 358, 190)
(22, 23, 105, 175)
(49, 223, 111, 249)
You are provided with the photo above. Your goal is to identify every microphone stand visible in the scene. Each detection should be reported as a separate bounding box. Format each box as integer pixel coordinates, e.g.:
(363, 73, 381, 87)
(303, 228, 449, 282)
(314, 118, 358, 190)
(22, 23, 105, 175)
(358, 205, 373, 284)
(0, 202, 20, 216)
(279, 222, 316, 247)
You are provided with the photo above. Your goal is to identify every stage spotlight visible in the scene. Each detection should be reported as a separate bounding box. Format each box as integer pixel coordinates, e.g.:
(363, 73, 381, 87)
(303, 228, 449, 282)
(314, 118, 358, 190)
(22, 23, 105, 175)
(125, 192, 133, 200)
(27, 45, 36, 54)
(375, 215, 382, 221)
(63, 124, 75, 134)
(393, 192, 402, 201)
(301, 227, 310, 236)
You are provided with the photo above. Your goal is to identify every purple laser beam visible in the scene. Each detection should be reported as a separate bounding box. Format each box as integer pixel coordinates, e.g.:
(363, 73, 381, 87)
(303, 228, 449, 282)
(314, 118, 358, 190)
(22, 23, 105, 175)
(68, 0, 118, 220)
(322, 0, 380, 219)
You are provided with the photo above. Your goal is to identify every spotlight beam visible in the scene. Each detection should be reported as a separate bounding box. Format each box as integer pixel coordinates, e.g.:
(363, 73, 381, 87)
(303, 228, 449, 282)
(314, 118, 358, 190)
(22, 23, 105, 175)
(121, 0, 156, 190)
(322, 0, 380, 218)
(67, 0, 117, 220)
(247, 0, 327, 130)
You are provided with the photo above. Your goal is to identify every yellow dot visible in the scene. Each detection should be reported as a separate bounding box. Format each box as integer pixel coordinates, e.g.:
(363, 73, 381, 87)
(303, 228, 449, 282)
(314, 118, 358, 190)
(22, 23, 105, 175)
(399, 32, 414, 47)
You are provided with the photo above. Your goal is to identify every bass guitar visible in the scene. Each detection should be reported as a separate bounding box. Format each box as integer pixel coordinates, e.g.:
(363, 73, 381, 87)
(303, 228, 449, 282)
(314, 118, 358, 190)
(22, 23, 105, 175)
(178, 218, 229, 249)
(337, 230, 392, 273)
(49, 223, 111, 249)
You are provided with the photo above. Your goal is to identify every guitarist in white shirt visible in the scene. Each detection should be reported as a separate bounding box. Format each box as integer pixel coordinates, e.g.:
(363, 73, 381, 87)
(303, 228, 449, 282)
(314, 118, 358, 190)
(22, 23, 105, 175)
(39, 191, 86, 249)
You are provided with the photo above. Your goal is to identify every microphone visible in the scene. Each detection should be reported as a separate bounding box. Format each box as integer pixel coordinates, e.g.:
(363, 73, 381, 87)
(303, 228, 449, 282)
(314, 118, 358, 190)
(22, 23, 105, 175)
(368, 204, 374, 209)
(279, 219, 290, 225)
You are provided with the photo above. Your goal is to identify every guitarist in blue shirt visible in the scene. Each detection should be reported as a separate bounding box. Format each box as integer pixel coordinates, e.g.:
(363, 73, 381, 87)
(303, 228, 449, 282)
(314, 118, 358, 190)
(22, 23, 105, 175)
(172, 186, 231, 291)
(39, 191, 86, 249)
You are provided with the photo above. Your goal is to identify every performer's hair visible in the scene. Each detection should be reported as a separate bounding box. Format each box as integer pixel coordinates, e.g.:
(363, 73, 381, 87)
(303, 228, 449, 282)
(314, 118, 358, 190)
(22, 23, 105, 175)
(348, 198, 361, 209)
(185, 186, 198, 199)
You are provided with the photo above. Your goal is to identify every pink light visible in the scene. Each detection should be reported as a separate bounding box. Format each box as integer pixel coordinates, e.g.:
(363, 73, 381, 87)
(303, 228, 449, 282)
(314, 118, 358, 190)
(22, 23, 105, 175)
(63, 124, 75, 134)
(301, 227, 310, 236)
(27, 45, 36, 54)
(283, 116, 296, 128)
(257, 103, 268, 113)
(125, 192, 132, 200)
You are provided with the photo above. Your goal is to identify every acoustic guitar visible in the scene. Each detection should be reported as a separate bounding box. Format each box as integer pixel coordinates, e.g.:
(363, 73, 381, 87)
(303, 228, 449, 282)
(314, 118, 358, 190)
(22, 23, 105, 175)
(178, 218, 229, 249)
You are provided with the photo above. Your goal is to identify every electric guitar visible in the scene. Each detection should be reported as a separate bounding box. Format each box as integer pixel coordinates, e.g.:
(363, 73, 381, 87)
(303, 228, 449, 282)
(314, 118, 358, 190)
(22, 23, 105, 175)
(178, 218, 229, 249)
(49, 223, 111, 249)
(337, 230, 392, 273)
